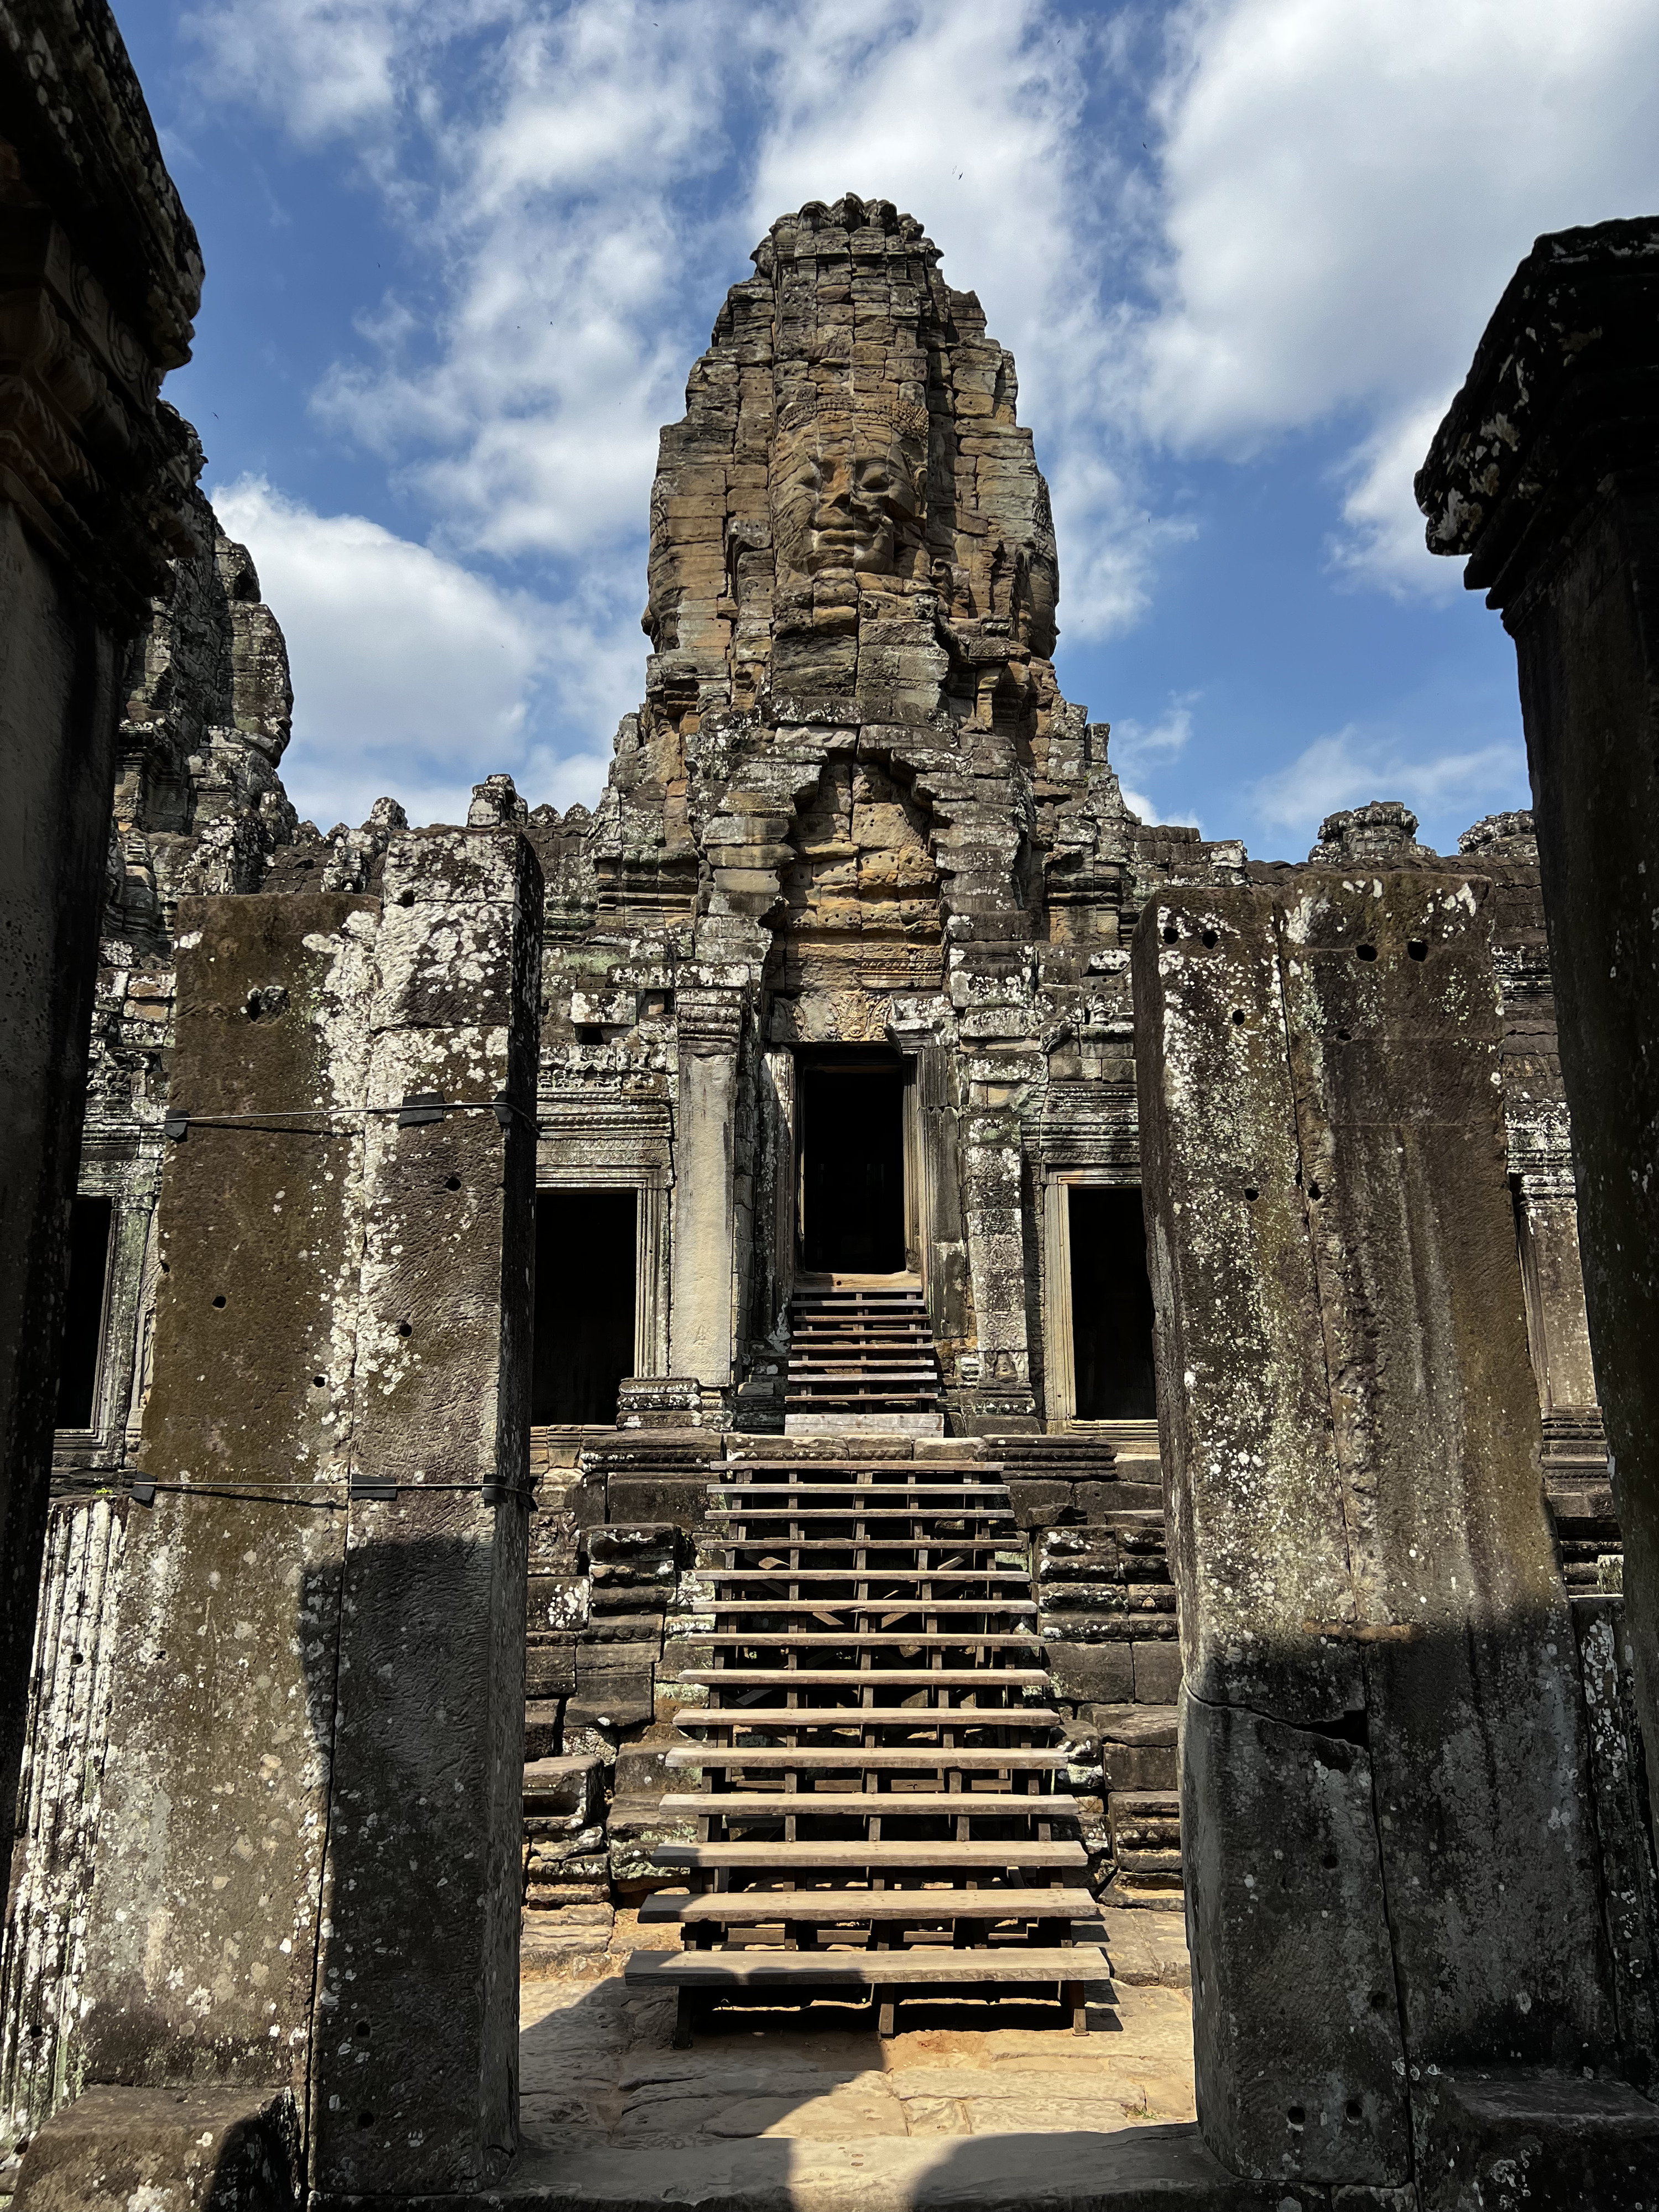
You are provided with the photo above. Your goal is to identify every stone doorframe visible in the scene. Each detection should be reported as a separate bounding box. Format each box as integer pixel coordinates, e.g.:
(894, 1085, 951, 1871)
(54, 1134, 166, 1475)
(1041, 1165, 1140, 1431)
(533, 1163, 670, 1379)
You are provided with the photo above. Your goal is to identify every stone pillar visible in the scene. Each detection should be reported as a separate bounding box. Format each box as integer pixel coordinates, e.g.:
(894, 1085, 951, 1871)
(307, 828, 540, 2198)
(23, 825, 541, 2204)
(1134, 872, 1617, 2187)
(1417, 220, 1659, 1827)
(670, 986, 742, 1418)
(0, 4, 201, 1855)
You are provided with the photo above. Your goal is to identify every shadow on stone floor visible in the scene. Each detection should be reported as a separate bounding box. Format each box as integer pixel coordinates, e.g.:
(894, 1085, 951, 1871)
(497, 1958, 1260, 2209)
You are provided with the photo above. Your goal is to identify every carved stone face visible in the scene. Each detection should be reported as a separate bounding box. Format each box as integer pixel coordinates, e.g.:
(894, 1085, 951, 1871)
(771, 415, 922, 579)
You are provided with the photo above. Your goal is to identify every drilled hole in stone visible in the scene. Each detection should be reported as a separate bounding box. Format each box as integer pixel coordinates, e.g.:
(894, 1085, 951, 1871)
(1201, 928, 1218, 947)
(398, 888, 415, 907)
(1231, 1009, 1246, 1025)
(1370, 1991, 1390, 2010)
(397, 1321, 413, 1338)
(1356, 943, 1378, 962)
(1308, 1182, 1322, 1201)
(1161, 925, 1178, 943)
(355, 2019, 371, 2040)
(358, 2111, 374, 2129)
(445, 1175, 461, 1191)
(212, 1295, 227, 1309)
(1408, 938, 1428, 961)
(1244, 1188, 1259, 1203)
(1346, 2099, 1363, 2122)
(1322, 1853, 1339, 1869)
(1287, 2106, 1306, 2128)
(313, 1376, 326, 1389)
(1337, 1029, 1352, 1042)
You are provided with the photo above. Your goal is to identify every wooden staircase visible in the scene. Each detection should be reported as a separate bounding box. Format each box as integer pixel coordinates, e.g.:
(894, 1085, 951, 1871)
(624, 1453, 1110, 2042)
(784, 1285, 943, 1428)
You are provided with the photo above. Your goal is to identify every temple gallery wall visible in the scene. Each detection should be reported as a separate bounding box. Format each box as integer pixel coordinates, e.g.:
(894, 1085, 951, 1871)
(1, 12, 1657, 2203)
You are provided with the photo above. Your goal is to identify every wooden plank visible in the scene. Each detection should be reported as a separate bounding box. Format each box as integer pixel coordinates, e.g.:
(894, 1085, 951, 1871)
(693, 1634, 1043, 1648)
(651, 1840, 1089, 1869)
(703, 1599, 1038, 1615)
(672, 1708, 1062, 1729)
(698, 1569, 1032, 1585)
(623, 1947, 1111, 1990)
(666, 1746, 1065, 1770)
(658, 1791, 1074, 1815)
(674, 1670, 1049, 1687)
(641, 1888, 1099, 1924)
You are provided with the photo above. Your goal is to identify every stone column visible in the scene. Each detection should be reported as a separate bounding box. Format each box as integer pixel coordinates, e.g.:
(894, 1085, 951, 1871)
(306, 827, 540, 2198)
(1417, 220, 1659, 1825)
(0, 7, 201, 1855)
(1134, 872, 1617, 2187)
(670, 986, 743, 1418)
(23, 824, 542, 2205)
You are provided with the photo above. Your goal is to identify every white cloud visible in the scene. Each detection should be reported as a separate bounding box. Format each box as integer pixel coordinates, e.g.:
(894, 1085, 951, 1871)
(1140, 0, 1659, 585)
(211, 476, 572, 828)
(184, 0, 1659, 828)
(1249, 726, 1527, 856)
(1107, 696, 1197, 826)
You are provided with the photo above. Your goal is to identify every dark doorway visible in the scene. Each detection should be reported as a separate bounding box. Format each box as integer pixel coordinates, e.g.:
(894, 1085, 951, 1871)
(799, 1053, 907, 1275)
(56, 1194, 112, 1431)
(531, 1190, 636, 1424)
(1069, 1185, 1157, 1419)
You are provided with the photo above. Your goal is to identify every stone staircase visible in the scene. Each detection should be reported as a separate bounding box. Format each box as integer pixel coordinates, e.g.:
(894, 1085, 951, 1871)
(624, 1449, 1110, 2042)
(784, 1286, 943, 1431)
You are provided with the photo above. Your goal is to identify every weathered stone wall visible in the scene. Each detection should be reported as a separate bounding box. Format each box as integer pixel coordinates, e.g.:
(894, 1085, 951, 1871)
(1134, 858, 1648, 2182)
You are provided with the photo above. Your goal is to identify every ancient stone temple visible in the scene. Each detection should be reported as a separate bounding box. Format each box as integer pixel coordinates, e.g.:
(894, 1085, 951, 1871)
(4, 166, 1658, 2211)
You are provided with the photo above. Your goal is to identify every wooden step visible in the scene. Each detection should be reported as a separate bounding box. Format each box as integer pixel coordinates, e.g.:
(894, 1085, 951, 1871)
(674, 1709, 1062, 1730)
(660, 1792, 1074, 1816)
(701, 1599, 1037, 1616)
(666, 1746, 1066, 1771)
(675, 1669, 1049, 1688)
(651, 1840, 1089, 1871)
(642, 1888, 1099, 1926)
(696, 1568, 1033, 1585)
(691, 1634, 1042, 1649)
(625, 1947, 1109, 1988)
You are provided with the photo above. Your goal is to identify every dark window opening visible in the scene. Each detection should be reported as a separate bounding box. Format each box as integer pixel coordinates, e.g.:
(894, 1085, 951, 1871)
(1069, 1185, 1157, 1420)
(56, 1196, 113, 1431)
(799, 1053, 906, 1275)
(531, 1190, 635, 1425)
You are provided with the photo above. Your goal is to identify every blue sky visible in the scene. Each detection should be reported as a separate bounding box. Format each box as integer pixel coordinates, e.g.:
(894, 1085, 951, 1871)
(117, 0, 1659, 857)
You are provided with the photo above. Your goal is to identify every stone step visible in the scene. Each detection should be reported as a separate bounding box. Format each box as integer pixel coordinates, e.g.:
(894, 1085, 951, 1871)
(695, 1568, 1032, 1585)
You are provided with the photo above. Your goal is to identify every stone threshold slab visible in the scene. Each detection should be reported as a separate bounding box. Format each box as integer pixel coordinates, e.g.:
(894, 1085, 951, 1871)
(316, 2124, 1324, 2210)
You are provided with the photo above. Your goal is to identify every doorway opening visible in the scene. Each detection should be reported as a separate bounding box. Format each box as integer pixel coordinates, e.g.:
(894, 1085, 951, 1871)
(55, 1194, 113, 1431)
(531, 1189, 637, 1423)
(798, 1051, 907, 1276)
(1068, 1185, 1157, 1419)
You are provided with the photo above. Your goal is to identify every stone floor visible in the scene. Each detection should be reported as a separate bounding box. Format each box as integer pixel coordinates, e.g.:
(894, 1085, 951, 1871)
(503, 1908, 1214, 2206)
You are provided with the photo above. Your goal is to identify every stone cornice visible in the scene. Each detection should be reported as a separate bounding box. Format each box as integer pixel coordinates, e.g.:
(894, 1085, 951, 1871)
(1416, 216, 1659, 606)
(0, 0, 200, 367)
(0, 195, 198, 621)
